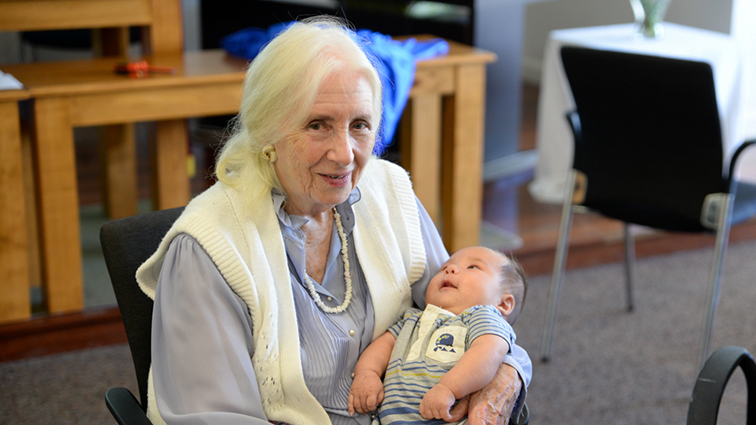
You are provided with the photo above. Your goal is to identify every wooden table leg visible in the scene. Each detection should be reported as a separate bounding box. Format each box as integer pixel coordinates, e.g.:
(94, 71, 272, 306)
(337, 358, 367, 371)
(101, 123, 138, 219)
(0, 100, 31, 323)
(400, 95, 442, 226)
(151, 119, 190, 210)
(32, 97, 84, 314)
(21, 118, 42, 295)
(442, 64, 487, 252)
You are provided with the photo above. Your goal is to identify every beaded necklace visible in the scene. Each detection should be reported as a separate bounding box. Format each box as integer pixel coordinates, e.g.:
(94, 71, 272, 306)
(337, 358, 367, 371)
(303, 208, 353, 314)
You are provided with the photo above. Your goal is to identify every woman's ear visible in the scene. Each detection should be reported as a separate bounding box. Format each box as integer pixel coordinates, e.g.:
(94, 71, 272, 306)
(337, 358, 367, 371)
(496, 294, 515, 318)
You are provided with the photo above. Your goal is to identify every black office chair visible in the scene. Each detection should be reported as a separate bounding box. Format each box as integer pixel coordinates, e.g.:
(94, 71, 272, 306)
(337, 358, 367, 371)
(540, 46, 756, 369)
(688, 346, 756, 424)
(101, 207, 184, 425)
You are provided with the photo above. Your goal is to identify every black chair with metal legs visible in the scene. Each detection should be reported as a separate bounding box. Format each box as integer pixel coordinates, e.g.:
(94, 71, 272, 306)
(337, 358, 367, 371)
(539, 46, 756, 370)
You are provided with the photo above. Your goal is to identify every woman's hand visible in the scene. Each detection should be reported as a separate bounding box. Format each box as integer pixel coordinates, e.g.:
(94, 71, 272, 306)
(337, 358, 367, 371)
(446, 363, 522, 424)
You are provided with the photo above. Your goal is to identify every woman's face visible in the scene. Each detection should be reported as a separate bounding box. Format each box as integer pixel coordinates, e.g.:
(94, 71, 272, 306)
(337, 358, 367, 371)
(274, 70, 376, 217)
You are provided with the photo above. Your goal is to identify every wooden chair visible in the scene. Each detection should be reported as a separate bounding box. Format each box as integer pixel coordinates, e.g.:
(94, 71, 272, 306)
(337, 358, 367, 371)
(0, 0, 184, 219)
(0, 0, 195, 320)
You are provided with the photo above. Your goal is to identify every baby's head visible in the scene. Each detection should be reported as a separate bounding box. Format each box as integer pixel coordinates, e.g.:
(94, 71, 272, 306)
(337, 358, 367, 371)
(426, 246, 527, 324)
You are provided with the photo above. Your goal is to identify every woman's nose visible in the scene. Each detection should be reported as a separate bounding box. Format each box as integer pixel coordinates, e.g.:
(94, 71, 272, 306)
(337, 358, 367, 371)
(327, 128, 354, 165)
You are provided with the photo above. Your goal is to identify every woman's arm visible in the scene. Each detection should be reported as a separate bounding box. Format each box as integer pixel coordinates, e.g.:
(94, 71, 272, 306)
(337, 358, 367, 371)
(151, 234, 271, 424)
(447, 357, 527, 425)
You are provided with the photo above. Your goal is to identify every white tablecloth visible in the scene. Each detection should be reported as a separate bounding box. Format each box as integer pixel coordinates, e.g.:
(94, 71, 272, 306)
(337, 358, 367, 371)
(528, 23, 745, 204)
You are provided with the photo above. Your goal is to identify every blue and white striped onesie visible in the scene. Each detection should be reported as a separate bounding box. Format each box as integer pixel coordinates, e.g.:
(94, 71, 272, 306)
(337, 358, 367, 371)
(378, 304, 515, 425)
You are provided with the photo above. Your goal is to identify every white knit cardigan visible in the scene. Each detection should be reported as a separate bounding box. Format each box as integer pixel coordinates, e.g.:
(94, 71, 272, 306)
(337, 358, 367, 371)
(136, 159, 427, 425)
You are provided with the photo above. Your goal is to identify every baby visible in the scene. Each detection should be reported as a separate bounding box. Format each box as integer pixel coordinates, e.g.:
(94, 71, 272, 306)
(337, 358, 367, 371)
(348, 246, 527, 424)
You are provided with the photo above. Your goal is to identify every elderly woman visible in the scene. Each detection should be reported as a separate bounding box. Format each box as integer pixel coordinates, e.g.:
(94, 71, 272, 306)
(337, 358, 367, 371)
(136, 17, 531, 425)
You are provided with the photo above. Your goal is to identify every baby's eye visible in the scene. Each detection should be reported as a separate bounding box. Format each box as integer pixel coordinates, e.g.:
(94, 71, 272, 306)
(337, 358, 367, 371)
(468, 265, 480, 270)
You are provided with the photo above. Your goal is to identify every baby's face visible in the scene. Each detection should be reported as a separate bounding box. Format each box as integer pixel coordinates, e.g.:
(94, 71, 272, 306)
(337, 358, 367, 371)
(426, 246, 508, 316)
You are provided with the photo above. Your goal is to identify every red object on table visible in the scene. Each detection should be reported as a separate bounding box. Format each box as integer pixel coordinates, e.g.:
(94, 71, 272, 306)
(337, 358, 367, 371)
(114, 60, 175, 78)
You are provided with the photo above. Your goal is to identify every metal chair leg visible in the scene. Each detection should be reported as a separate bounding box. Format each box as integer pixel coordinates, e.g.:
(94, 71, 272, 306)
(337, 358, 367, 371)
(697, 193, 734, 371)
(540, 170, 577, 362)
(624, 223, 636, 312)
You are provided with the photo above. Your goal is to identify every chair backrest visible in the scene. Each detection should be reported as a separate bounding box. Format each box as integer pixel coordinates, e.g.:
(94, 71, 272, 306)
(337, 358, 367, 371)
(100, 207, 184, 409)
(0, 0, 182, 55)
(561, 46, 727, 232)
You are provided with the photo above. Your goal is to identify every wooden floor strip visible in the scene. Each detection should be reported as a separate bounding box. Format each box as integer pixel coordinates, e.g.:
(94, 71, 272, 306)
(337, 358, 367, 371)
(0, 307, 127, 362)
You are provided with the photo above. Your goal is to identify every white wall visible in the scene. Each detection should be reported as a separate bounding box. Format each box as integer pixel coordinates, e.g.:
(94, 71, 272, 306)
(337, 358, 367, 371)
(522, 0, 734, 83)
(731, 0, 756, 139)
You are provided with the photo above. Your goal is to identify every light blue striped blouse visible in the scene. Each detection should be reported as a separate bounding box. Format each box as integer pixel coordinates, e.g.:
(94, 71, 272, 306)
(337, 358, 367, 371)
(150, 189, 531, 424)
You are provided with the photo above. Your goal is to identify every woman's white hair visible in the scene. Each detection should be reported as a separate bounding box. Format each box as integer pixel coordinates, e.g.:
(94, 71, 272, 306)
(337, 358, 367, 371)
(215, 16, 383, 197)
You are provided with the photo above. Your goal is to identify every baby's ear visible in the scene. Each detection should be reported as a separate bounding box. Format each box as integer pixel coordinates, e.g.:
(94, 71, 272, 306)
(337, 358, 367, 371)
(496, 294, 515, 317)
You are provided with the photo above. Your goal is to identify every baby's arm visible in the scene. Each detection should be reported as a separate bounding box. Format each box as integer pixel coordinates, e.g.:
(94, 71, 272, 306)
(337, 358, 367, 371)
(348, 331, 396, 415)
(419, 335, 510, 421)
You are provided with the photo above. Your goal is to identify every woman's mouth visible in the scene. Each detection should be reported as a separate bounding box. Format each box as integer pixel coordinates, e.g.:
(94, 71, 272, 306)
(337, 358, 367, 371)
(320, 172, 351, 186)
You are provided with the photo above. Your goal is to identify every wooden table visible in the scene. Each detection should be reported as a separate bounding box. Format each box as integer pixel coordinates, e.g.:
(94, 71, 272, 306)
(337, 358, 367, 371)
(3, 50, 247, 315)
(2, 40, 495, 317)
(400, 37, 496, 251)
(0, 88, 31, 323)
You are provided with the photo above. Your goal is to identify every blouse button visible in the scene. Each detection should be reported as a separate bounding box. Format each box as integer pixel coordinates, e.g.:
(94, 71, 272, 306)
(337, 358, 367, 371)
(349, 329, 355, 336)
(327, 297, 333, 302)
(351, 372, 355, 379)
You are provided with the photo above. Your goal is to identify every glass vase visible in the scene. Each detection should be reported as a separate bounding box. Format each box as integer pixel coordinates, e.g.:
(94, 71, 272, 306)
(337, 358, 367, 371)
(630, 0, 672, 38)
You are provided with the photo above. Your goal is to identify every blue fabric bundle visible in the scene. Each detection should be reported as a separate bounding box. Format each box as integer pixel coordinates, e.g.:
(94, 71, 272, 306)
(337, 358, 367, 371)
(220, 22, 449, 155)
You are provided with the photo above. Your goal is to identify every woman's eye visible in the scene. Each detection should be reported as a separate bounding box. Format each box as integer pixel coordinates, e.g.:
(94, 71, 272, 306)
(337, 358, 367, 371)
(352, 121, 370, 131)
(308, 122, 324, 130)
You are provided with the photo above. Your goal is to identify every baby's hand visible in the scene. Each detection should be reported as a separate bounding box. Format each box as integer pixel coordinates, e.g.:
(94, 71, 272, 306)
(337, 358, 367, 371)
(419, 383, 456, 421)
(348, 372, 385, 415)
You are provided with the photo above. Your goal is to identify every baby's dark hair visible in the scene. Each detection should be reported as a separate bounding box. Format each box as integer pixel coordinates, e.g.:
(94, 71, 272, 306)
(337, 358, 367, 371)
(498, 253, 527, 325)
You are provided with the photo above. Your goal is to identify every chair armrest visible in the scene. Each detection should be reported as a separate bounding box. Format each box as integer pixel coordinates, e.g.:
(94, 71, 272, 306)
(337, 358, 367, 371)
(105, 387, 153, 425)
(727, 139, 756, 190)
(564, 111, 584, 171)
(687, 346, 756, 425)
(511, 402, 529, 425)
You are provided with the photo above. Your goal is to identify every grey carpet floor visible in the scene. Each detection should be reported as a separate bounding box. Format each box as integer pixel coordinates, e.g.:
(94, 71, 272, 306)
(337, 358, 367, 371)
(2, 238, 754, 424)
(514, 237, 756, 425)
